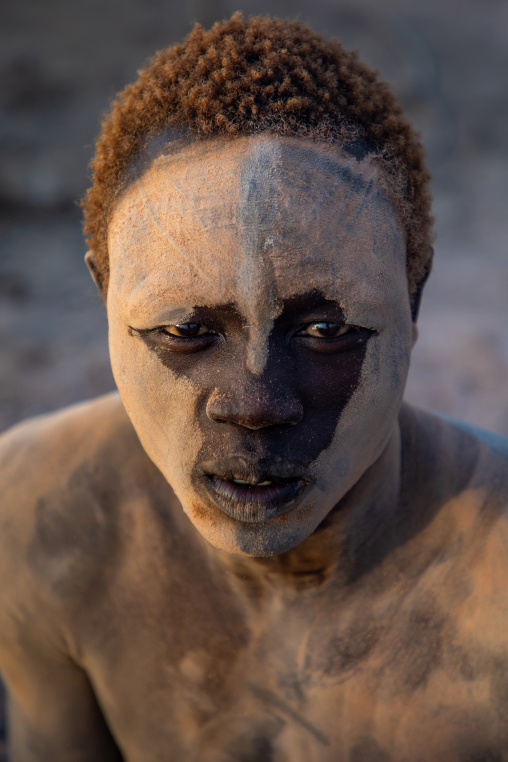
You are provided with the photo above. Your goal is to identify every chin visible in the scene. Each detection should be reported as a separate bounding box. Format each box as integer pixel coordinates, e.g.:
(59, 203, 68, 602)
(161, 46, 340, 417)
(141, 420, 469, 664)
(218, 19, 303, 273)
(182, 495, 327, 557)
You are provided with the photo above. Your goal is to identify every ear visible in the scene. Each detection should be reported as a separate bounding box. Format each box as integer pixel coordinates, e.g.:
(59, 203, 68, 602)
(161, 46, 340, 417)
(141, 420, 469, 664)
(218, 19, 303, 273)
(85, 250, 106, 298)
(410, 250, 433, 323)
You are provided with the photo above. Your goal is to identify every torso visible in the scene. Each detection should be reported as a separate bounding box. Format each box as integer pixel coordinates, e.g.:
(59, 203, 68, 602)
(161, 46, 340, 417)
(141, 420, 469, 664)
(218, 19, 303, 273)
(3, 394, 508, 761)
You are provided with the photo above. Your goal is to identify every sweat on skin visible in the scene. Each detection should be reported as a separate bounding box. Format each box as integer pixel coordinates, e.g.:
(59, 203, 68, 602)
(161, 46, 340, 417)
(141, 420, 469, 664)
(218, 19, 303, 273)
(107, 135, 415, 557)
(1, 133, 508, 762)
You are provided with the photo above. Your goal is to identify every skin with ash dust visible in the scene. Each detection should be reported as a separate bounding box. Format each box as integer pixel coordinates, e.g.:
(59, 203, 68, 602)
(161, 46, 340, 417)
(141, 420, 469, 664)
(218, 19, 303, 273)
(1, 135, 508, 762)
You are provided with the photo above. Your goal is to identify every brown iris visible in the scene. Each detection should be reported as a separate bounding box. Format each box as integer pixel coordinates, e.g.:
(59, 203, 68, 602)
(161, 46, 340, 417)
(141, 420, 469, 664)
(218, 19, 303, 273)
(302, 322, 350, 338)
(163, 323, 212, 338)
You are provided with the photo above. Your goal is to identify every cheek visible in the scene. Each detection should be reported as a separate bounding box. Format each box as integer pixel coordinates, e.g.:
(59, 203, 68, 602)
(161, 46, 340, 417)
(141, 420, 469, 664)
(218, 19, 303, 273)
(310, 325, 412, 495)
(287, 341, 369, 464)
(108, 322, 204, 490)
(298, 341, 368, 408)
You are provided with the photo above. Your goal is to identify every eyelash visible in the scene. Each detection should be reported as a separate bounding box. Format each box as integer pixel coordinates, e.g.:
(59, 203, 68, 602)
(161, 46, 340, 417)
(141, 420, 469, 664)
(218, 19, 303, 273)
(132, 326, 217, 339)
(130, 322, 370, 345)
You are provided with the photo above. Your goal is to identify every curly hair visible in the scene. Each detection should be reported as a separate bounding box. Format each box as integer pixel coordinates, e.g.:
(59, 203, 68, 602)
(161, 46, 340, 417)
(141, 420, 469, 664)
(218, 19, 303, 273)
(82, 12, 433, 310)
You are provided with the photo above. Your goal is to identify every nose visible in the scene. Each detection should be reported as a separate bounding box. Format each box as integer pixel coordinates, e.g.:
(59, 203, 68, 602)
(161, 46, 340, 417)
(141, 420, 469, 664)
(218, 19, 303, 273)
(206, 376, 303, 430)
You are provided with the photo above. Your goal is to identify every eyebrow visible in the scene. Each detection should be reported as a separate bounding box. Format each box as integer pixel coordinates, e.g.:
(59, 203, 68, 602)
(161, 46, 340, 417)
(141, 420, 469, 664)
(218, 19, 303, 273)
(126, 305, 198, 328)
(276, 290, 345, 317)
(128, 290, 346, 327)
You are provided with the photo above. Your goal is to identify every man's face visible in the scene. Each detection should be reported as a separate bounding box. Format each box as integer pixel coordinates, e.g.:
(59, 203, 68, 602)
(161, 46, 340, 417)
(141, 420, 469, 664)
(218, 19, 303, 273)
(107, 135, 414, 556)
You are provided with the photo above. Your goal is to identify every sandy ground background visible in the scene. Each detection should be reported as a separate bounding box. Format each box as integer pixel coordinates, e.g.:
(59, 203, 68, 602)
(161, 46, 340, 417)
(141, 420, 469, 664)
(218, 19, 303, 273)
(0, 0, 507, 754)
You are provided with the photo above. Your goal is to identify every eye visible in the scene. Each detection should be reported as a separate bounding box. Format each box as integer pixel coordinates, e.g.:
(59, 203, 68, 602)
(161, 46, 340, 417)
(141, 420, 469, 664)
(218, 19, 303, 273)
(162, 323, 212, 338)
(302, 322, 351, 338)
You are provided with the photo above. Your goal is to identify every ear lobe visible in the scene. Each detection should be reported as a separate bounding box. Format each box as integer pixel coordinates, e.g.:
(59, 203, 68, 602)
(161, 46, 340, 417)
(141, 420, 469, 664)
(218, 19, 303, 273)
(85, 250, 106, 296)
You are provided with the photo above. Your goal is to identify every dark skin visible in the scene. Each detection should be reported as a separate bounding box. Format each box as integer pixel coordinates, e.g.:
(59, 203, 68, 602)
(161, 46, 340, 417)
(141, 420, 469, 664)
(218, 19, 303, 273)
(2, 397, 508, 761)
(133, 293, 372, 525)
(1, 135, 508, 761)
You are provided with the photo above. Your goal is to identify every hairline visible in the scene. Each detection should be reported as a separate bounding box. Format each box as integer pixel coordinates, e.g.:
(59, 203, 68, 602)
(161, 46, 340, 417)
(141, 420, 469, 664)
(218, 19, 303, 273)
(105, 125, 424, 322)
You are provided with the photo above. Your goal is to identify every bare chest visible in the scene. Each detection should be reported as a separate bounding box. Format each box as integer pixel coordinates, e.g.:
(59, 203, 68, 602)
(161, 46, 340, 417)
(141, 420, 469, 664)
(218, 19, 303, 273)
(74, 565, 508, 762)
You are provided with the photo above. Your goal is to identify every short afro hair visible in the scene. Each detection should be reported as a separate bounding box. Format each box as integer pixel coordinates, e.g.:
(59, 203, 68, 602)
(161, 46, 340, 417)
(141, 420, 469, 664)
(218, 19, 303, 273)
(82, 12, 433, 310)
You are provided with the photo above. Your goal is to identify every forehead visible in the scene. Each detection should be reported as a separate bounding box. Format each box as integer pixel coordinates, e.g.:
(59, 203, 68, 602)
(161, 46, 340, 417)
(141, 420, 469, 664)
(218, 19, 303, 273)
(108, 135, 407, 324)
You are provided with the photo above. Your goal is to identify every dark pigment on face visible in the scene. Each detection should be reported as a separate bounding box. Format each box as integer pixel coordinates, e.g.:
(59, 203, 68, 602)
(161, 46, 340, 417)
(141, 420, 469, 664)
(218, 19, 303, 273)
(133, 290, 374, 524)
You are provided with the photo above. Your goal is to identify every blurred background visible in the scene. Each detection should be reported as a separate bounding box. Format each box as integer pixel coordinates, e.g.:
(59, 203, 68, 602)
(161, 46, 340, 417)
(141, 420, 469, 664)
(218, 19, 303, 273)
(0, 0, 507, 750)
(1, 0, 507, 440)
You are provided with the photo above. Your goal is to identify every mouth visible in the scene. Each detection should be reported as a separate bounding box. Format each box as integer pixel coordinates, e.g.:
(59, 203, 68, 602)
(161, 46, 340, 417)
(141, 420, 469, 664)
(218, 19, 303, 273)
(198, 460, 308, 523)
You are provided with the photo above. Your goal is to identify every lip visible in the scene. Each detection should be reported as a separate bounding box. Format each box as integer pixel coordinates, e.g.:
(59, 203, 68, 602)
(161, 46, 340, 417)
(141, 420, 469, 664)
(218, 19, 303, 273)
(196, 456, 309, 523)
(206, 475, 304, 522)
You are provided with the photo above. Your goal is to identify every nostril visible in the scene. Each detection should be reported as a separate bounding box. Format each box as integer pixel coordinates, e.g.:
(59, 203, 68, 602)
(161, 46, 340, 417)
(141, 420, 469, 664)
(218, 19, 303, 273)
(206, 388, 303, 429)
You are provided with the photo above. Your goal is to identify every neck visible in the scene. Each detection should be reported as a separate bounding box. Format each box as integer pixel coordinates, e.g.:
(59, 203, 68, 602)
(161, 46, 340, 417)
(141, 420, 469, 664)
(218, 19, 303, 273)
(208, 420, 402, 592)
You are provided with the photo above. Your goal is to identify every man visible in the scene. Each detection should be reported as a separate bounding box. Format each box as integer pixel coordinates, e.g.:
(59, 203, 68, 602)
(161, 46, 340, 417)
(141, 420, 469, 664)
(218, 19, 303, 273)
(1, 14, 508, 761)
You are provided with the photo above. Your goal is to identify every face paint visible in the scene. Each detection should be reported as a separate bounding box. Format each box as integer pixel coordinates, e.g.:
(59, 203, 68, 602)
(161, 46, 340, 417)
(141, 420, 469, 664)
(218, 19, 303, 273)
(107, 135, 413, 556)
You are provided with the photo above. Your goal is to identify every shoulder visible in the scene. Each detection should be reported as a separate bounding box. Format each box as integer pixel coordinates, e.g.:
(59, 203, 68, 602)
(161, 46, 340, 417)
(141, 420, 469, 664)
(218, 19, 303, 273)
(0, 393, 146, 534)
(0, 392, 153, 499)
(398, 405, 508, 651)
(0, 391, 136, 468)
(399, 403, 508, 496)
(0, 394, 164, 612)
(397, 403, 508, 573)
(436, 413, 508, 461)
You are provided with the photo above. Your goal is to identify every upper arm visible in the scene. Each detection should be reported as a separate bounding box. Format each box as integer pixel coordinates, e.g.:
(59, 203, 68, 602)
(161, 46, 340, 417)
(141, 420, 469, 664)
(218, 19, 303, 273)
(0, 414, 123, 761)
(2, 643, 123, 762)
